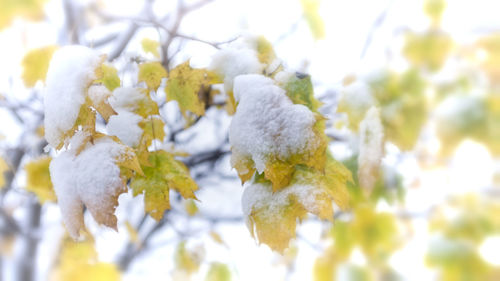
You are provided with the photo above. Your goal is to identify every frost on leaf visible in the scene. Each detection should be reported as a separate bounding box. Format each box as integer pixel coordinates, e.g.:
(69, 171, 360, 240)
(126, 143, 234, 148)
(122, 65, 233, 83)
(358, 107, 384, 192)
(25, 156, 56, 203)
(130, 150, 198, 220)
(242, 157, 351, 253)
(21, 45, 57, 87)
(44, 45, 103, 149)
(138, 62, 167, 91)
(165, 60, 221, 118)
(50, 134, 142, 239)
(229, 74, 326, 190)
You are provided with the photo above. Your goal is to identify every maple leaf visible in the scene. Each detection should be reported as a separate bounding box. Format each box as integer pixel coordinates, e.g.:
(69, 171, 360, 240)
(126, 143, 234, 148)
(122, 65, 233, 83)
(95, 63, 121, 91)
(174, 241, 204, 275)
(403, 30, 453, 71)
(50, 135, 142, 238)
(165, 60, 221, 118)
(21, 45, 57, 87)
(230, 74, 327, 191)
(44, 46, 103, 149)
(51, 233, 120, 281)
(138, 62, 167, 91)
(242, 156, 351, 253)
(280, 71, 322, 113)
(25, 156, 56, 203)
(141, 38, 160, 58)
(130, 150, 198, 220)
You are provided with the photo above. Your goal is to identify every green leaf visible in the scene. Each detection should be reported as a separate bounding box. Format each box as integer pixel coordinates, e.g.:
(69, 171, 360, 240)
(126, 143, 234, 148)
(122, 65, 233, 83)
(281, 72, 322, 113)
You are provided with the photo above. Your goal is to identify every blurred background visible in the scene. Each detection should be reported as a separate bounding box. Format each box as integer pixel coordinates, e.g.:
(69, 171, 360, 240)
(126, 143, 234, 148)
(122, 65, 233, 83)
(0, 0, 500, 280)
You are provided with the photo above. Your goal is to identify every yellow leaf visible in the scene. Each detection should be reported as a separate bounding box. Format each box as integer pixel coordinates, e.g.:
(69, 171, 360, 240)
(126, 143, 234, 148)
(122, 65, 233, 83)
(165, 60, 221, 117)
(51, 233, 120, 281)
(174, 241, 204, 274)
(54, 96, 96, 150)
(0, 157, 9, 189)
(88, 85, 117, 122)
(301, 0, 325, 40)
(25, 156, 55, 203)
(138, 62, 167, 91)
(260, 117, 328, 191)
(205, 262, 231, 281)
(209, 231, 225, 246)
(131, 150, 198, 220)
(403, 30, 453, 71)
(141, 38, 160, 58)
(0, 0, 46, 29)
(424, 0, 446, 26)
(125, 221, 140, 246)
(95, 64, 121, 91)
(255, 36, 276, 65)
(139, 116, 165, 148)
(21, 45, 57, 87)
(184, 199, 198, 216)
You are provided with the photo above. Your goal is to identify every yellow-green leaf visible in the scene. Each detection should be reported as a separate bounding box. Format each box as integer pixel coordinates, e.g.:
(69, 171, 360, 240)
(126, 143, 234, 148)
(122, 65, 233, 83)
(174, 241, 203, 274)
(0, 0, 46, 29)
(51, 233, 120, 281)
(95, 64, 121, 91)
(130, 150, 198, 220)
(141, 38, 160, 58)
(138, 62, 167, 91)
(25, 156, 55, 203)
(165, 60, 221, 118)
(301, 0, 325, 40)
(21, 45, 57, 87)
(205, 262, 231, 281)
(281, 72, 322, 113)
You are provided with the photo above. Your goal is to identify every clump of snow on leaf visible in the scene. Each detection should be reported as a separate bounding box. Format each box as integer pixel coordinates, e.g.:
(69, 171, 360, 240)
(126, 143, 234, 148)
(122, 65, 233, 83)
(106, 87, 146, 147)
(108, 87, 145, 111)
(107, 111, 143, 147)
(209, 40, 263, 93)
(358, 106, 384, 191)
(44, 45, 102, 148)
(88, 85, 110, 108)
(50, 133, 133, 238)
(229, 74, 318, 173)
